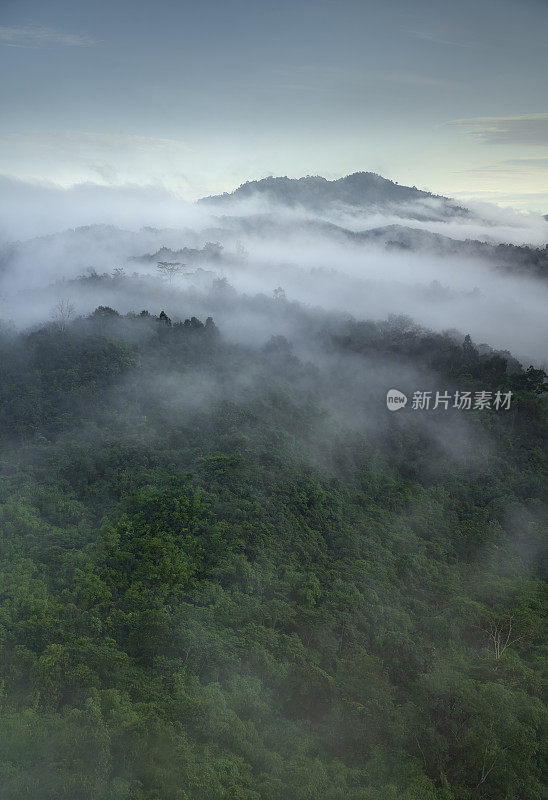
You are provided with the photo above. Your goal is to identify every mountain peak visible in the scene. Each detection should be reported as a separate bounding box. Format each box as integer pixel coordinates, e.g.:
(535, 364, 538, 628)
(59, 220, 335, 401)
(198, 171, 468, 219)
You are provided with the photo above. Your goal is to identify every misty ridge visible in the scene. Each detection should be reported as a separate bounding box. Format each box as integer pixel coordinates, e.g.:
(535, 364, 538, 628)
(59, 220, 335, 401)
(0, 169, 546, 480)
(1, 171, 548, 365)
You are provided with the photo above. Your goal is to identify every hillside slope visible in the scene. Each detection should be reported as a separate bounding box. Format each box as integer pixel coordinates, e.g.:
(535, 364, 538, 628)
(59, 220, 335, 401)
(0, 297, 545, 800)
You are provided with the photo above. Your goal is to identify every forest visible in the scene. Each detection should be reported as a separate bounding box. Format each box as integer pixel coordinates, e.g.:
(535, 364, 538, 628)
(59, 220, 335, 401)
(0, 294, 545, 799)
(2, 0, 548, 793)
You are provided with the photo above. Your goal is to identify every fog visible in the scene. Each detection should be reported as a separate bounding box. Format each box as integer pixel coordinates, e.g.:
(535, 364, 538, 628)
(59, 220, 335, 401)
(0, 173, 539, 495)
(1, 176, 547, 367)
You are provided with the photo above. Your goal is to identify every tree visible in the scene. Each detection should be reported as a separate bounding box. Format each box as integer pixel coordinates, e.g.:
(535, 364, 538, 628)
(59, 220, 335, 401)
(202, 242, 223, 260)
(462, 334, 478, 362)
(156, 262, 185, 283)
(474, 607, 538, 660)
(50, 299, 75, 331)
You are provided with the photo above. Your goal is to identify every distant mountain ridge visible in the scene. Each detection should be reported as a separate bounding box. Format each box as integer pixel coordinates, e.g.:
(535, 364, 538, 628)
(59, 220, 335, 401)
(199, 171, 470, 219)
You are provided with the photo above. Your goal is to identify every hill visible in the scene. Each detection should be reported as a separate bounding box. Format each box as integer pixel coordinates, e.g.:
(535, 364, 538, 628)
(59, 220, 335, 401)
(199, 172, 470, 220)
(0, 295, 545, 800)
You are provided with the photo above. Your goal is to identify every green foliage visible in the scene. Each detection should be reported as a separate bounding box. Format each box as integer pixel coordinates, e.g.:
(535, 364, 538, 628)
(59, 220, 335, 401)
(0, 309, 545, 799)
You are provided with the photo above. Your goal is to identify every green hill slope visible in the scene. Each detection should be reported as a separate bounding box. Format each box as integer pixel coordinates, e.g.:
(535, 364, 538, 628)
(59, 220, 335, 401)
(0, 303, 545, 800)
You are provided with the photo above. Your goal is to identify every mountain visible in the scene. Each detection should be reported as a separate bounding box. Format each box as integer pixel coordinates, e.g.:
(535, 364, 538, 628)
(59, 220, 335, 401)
(199, 171, 470, 219)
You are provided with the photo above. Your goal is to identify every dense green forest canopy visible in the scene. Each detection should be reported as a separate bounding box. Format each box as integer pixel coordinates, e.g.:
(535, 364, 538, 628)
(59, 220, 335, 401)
(0, 297, 546, 800)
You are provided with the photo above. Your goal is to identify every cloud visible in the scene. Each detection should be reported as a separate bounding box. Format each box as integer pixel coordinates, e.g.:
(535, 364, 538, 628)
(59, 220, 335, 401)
(0, 175, 209, 240)
(381, 71, 456, 88)
(264, 64, 456, 93)
(449, 113, 548, 146)
(451, 188, 548, 212)
(0, 25, 96, 48)
(0, 130, 191, 155)
(0, 130, 193, 191)
(460, 157, 548, 175)
(408, 29, 476, 49)
(88, 162, 119, 182)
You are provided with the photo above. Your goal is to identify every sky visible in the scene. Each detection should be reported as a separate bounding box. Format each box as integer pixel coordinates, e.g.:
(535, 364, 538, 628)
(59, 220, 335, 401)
(0, 0, 547, 210)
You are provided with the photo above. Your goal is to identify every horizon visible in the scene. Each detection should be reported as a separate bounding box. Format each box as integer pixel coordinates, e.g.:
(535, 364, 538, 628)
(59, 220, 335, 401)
(3, 163, 548, 213)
